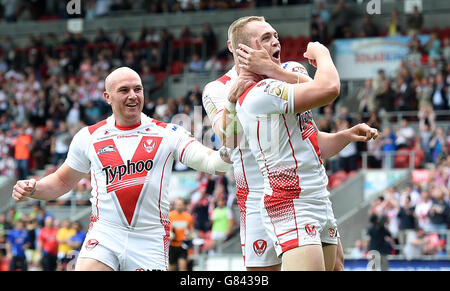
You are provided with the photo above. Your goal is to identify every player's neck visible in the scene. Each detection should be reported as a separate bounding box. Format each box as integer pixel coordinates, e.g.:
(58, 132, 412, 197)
(114, 114, 142, 130)
(115, 121, 141, 131)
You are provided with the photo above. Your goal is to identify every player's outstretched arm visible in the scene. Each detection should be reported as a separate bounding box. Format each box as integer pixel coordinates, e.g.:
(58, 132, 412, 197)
(317, 123, 379, 159)
(12, 163, 86, 202)
(292, 42, 340, 113)
(181, 140, 232, 175)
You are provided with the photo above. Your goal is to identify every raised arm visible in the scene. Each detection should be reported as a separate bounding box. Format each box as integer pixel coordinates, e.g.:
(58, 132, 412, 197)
(12, 163, 86, 202)
(291, 42, 340, 113)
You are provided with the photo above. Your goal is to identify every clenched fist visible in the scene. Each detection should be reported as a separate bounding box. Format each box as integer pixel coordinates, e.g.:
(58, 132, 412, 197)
(12, 178, 37, 202)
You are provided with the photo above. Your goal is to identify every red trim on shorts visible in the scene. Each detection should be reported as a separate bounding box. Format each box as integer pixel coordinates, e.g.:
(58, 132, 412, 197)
(88, 120, 107, 135)
(280, 238, 300, 253)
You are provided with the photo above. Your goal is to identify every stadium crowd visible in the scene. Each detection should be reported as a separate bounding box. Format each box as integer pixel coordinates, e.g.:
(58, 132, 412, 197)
(0, 1, 449, 271)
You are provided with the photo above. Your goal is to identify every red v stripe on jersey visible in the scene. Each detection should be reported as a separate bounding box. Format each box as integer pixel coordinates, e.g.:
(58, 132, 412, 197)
(94, 136, 163, 225)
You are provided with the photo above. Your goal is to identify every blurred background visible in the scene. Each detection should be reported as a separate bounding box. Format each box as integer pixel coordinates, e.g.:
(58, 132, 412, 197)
(0, 0, 449, 271)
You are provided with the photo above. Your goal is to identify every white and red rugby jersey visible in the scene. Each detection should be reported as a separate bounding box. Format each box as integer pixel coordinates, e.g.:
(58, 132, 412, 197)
(202, 62, 311, 202)
(66, 113, 198, 232)
(235, 78, 329, 199)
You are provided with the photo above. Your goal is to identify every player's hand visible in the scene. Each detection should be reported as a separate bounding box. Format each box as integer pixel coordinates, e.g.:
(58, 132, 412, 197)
(218, 146, 233, 164)
(228, 70, 261, 103)
(347, 123, 379, 142)
(236, 40, 275, 76)
(303, 41, 330, 68)
(12, 178, 37, 202)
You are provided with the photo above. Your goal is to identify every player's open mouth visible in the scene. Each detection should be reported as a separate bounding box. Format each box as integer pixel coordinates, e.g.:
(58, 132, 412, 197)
(272, 51, 280, 60)
(126, 104, 138, 107)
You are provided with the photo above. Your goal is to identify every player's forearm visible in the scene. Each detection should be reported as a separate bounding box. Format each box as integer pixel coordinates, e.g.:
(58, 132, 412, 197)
(182, 141, 231, 174)
(267, 64, 311, 84)
(31, 172, 75, 201)
(313, 52, 340, 100)
(317, 131, 351, 160)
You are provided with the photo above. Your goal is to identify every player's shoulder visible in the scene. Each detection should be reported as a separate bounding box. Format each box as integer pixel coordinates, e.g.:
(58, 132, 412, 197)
(203, 68, 237, 95)
(87, 119, 108, 135)
(238, 78, 288, 106)
(282, 61, 308, 74)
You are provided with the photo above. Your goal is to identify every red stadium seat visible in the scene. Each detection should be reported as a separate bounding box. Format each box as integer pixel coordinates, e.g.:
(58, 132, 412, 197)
(170, 60, 185, 75)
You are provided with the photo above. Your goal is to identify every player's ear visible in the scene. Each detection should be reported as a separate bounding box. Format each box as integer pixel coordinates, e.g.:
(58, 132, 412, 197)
(227, 40, 233, 53)
(103, 91, 112, 105)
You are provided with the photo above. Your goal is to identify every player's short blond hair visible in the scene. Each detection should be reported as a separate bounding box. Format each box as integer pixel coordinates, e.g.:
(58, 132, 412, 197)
(228, 16, 265, 52)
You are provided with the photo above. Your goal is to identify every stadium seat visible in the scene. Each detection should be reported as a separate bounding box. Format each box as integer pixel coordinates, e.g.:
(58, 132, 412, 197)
(394, 149, 411, 168)
(170, 60, 185, 75)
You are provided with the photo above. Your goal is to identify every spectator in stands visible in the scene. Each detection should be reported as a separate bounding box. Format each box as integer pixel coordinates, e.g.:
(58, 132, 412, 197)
(37, 216, 59, 271)
(201, 23, 218, 58)
(379, 127, 396, 169)
(93, 28, 111, 44)
(24, 217, 40, 271)
(360, 15, 378, 38)
(204, 54, 223, 74)
(115, 28, 131, 58)
(406, 5, 423, 37)
(367, 214, 393, 271)
(168, 198, 195, 271)
(331, 0, 352, 39)
(13, 126, 32, 180)
(6, 220, 30, 271)
(431, 71, 448, 111)
(191, 183, 211, 234)
(188, 53, 205, 74)
(419, 107, 436, 163)
(349, 239, 368, 259)
(429, 127, 447, 164)
(337, 118, 358, 173)
(397, 195, 417, 231)
(443, 37, 450, 62)
(387, 8, 401, 36)
(376, 79, 395, 112)
(356, 79, 376, 113)
(395, 118, 415, 150)
(428, 186, 450, 232)
(395, 75, 416, 111)
(415, 189, 433, 232)
(424, 32, 442, 61)
(68, 221, 86, 254)
(207, 195, 233, 255)
(56, 219, 76, 271)
(310, 12, 327, 44)
(51, 121, 72, 166)
(403, 227, 429, 260)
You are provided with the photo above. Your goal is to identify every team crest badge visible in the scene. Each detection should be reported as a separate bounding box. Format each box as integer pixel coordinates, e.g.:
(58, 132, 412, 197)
(143, 139, 157, 154)
(85, 239, 99, 251)
(328, 228, 336, 238)
(305, 224, 317, 237)
(253, 239, 267, 257)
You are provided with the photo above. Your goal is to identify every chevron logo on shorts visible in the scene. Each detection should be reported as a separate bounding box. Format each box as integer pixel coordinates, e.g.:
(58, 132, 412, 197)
(305, 224, 317, 237)
(253, 239, 267, 257)
(86, 239, 99, 251)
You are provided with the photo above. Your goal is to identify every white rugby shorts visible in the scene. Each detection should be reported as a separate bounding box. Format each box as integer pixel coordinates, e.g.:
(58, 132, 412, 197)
(77, 220, 169, 271)
(261, 195, 338, 257)
(238, 195, 282, 268)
